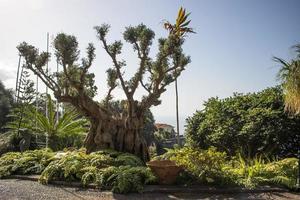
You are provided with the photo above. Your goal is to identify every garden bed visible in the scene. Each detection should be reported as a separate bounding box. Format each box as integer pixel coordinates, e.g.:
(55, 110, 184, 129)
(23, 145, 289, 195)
(0, 148, 298, 194)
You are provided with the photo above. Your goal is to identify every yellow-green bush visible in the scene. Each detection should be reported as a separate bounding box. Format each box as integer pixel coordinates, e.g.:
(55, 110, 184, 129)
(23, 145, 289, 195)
(157, 147, 299, 189)
(0, 149, 54, 178)
(38, 149, 156, 193)
(224, 156, 299, 189)
(0, 148, 156, 193)
(156, 147, 229, 185)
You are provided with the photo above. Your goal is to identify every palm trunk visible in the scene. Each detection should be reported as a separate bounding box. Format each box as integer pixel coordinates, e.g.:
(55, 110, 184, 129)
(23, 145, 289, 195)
(175, 76, 180, 146)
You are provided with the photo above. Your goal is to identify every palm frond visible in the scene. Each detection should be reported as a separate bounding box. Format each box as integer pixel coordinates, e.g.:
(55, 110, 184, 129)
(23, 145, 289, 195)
(164, 7, 195, 37)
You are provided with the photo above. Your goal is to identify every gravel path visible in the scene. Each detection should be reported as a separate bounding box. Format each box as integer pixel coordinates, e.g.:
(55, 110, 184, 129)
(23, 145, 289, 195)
(0, 179, 299, 200)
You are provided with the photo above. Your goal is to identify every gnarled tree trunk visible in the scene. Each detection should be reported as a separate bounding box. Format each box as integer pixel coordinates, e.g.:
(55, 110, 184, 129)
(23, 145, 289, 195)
(84, 117, 149, 162)
(56, 94, 150, 162)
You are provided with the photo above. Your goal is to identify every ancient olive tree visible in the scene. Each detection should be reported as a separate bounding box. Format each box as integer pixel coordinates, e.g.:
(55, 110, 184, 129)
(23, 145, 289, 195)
(16, 12, 193, 161)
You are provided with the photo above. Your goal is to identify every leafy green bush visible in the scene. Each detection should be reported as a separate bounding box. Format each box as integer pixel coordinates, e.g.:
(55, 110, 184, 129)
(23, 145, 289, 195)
(0, 149, 54, 178)
(157, 147, 299, 189)
(156, 147, 230, 185)
(80, 166, 156, 193)
(38, 149, 156, 193)
(223, 155, 299, 189)
(186, 87, 300, 158)
(0, 148, 156, 193)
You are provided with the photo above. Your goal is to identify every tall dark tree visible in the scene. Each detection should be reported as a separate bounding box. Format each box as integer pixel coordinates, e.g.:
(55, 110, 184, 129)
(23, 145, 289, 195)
(16, 9, 193, 161)
(0, 81, 14, 132)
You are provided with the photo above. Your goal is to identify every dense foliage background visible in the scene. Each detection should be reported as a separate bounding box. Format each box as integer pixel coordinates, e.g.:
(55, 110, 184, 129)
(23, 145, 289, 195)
(0, 81, 14, 132)
(185, 86, 300, 158)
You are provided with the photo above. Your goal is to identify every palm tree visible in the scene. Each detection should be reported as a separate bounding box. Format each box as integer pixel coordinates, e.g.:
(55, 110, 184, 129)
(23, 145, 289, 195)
(164, 7, 195, 145)
(7, 95, 88, 150)
(275, 44, 300, 190)
(29, 95, 88, 149)
(275, 46, 300, 114)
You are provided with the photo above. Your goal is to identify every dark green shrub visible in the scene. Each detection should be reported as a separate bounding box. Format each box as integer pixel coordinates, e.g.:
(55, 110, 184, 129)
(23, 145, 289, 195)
(186, 87, 300, 158)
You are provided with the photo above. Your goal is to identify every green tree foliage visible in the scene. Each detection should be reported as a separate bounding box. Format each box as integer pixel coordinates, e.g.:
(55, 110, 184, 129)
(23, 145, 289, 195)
(11, 69, 36, 136)
(185, 87, 300, 158)
(0, 81, 14, 132)
(15, 8, 193, 160)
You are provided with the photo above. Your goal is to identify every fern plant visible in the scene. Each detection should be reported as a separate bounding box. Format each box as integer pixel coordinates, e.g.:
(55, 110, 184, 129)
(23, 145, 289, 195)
(38, 149, 155, 193)
(0, 149, 54, 178)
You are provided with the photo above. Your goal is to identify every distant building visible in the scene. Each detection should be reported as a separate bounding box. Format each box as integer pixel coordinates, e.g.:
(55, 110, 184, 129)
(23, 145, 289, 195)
(155, 123, 175, 136)
(154, 123, 185, 150)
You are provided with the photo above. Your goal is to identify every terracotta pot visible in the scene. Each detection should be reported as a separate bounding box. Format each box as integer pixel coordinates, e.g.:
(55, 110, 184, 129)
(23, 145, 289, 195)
(147, 160, 182, 184)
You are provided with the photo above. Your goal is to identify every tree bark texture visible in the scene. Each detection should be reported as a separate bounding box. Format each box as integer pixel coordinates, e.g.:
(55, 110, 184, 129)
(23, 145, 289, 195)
(56, 94, 149, 162)
(84, 117, 149, 162)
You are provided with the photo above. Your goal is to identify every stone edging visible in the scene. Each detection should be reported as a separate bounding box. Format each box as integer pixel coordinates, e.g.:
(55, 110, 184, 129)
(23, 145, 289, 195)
(6, 175, 290, 194)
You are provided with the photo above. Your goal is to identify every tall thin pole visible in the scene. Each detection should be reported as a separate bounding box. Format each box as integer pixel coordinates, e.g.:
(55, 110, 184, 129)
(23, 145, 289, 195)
(35, 75, 39, 143)
(15, 55, 21, 102)
(56, 59, 59, 121)
(175, 76, 180, 146)
(45, 32, 49, 115)
(45, 32, 49, 149)
(17, 64, 24, 103)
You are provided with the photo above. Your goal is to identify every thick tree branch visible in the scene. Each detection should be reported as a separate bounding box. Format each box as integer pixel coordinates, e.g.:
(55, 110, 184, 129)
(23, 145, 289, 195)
(100, 37, 130, 99)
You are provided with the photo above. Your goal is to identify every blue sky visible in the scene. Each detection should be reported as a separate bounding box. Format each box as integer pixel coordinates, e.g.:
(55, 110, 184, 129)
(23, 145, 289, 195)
(0, 0, 299, 133)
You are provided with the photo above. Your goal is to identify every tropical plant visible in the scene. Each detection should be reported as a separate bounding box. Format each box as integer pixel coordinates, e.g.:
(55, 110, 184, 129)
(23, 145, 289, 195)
(224, 155, 298, 189)
(155, 147, 228, 185)
(38, 149, 156, 193)
(0, 149, 54, 178)
(157, 147, 299, 189)
(6, 95, 88, 150)
(164, 7, 196, 146)
(185, 87, 300, 158)
(164, 7, 195, 37)
(275, 44, 300, 114)
(274, 43, 300, 190)
(0, 148, 156, 193)
(30, 95, 87, 139)
(16, 8, 193, 161)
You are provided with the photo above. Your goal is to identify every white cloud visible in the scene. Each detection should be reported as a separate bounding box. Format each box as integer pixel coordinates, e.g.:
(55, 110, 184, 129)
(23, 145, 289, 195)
(0, 0, 44, 11)
(0, 60, 16, 89)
